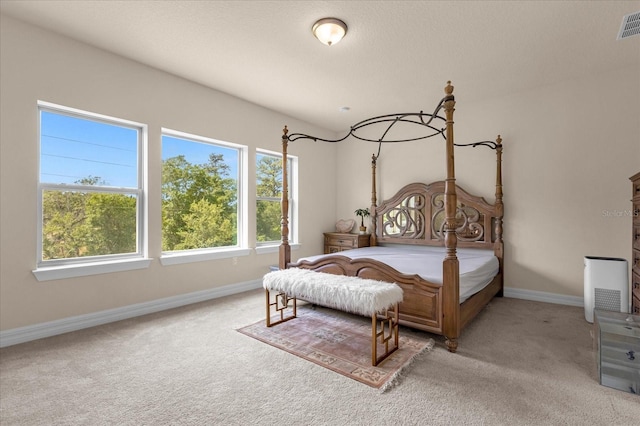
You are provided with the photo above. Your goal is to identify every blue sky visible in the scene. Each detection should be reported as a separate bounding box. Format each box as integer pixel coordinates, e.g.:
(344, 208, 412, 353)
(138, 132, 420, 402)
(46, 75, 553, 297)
(161, 135, 238, 180)
(40, 111, 238, 188)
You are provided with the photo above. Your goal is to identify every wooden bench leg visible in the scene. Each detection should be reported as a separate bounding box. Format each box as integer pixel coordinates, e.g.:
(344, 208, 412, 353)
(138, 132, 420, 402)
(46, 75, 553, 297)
(371, 303, 400, 366)
(265, 289, 297, 327)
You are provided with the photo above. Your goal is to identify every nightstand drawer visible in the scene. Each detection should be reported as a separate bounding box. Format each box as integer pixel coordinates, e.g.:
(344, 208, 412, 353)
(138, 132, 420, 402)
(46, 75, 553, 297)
(326, 235, 357, 248)
(323, 232, 370, 254)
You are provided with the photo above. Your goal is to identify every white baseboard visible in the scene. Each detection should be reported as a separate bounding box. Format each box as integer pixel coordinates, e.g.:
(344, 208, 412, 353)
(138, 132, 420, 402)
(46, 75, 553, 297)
(0, 282, 582, 348)
(504, 287, 583, 307)
(0, 279, 262, 348)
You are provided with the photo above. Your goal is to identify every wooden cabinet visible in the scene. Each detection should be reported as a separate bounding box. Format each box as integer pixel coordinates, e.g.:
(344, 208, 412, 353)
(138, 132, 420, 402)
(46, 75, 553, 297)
(323, 232, 370, 254)
(631, 172, 640, 315)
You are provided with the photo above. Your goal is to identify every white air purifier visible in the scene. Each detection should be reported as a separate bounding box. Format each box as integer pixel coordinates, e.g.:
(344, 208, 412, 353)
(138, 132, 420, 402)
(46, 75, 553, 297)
(584, 256, 629, 323)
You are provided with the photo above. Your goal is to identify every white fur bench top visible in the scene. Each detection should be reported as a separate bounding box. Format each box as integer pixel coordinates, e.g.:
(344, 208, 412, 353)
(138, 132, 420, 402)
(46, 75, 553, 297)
(263, 268, 403, 316)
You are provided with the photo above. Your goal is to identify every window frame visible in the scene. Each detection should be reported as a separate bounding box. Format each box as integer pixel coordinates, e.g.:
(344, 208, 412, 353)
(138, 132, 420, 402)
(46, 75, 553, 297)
(159, 128, 249, 266)
(255, 149, 297, 250)
(34, 101, 149, 280)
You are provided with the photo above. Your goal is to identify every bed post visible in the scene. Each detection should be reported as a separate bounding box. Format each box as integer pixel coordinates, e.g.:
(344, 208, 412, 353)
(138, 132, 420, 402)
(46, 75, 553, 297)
(279, 126, 291, 270)
(442, 81, 460, 353)
(494, 135, 504, 296)
(370, 154, 378, 247)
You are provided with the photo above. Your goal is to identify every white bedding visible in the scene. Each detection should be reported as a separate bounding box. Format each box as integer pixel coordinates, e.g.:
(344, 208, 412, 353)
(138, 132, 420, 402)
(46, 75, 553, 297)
(296, 244, 499, 303)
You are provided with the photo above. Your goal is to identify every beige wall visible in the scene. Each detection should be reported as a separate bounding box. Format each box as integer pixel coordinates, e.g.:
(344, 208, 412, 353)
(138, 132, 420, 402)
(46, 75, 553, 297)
(0, 15, 338, 330)
(335, 66, 640, 299)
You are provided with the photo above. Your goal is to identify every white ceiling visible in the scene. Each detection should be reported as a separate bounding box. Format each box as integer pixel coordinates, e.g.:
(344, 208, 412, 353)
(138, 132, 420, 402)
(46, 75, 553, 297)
(1, 0, 639, 132)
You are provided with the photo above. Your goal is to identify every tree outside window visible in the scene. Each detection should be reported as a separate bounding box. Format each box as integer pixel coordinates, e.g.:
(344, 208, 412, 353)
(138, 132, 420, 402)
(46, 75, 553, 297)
(38, 104, 143, 266)
(256, 152, 292, 245)
(161, 133, 240, 252)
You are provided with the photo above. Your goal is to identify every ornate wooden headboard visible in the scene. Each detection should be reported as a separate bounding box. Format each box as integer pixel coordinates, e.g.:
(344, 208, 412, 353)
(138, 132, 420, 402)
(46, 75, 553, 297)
(373, 181, 500, 250)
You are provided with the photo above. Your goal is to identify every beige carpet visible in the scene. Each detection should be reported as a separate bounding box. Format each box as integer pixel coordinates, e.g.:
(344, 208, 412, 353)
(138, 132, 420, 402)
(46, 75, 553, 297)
(1, 290, 639, 425)
(238, 305, 434, 391)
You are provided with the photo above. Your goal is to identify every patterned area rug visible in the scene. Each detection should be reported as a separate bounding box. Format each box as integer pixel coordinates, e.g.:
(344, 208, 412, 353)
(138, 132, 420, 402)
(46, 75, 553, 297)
(237, 306, 434, 392)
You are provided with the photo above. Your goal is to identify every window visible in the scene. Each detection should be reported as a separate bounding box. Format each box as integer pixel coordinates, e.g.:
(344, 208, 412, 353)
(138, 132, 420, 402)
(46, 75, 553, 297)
(37, 102, 146, 268)
(161, 130, 243, 254)
(256, 150, 296, 246)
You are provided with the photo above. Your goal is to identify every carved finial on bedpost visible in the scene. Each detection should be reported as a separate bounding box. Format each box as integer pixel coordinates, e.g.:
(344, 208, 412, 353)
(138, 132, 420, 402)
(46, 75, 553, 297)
(370, 154, 378, 247)
(279, 125, 291, 270)
(445, 80, 454, 96)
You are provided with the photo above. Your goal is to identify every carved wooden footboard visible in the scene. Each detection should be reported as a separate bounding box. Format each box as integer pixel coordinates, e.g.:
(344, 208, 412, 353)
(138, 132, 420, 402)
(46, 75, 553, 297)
(289, 250, 504, 344)
(289, 255, 443, 332)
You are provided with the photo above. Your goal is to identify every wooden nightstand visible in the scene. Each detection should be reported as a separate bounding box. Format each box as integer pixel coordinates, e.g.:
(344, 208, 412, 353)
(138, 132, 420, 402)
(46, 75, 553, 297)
(323, 232, 370, 254)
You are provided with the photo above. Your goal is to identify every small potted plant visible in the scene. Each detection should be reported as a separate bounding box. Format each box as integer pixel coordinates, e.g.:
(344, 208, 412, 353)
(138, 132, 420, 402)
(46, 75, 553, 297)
(354, 208, 370, 234)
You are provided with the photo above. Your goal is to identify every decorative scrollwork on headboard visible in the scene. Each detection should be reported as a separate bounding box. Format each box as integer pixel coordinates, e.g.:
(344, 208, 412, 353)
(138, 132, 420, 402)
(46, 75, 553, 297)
(381, 194, 426, 239)
(376, 181, 496, 249)
(431, 193, 485, 242)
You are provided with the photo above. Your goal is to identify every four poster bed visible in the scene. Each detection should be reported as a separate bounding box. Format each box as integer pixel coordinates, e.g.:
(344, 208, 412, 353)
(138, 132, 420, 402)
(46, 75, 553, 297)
(276, 82, 503, 353)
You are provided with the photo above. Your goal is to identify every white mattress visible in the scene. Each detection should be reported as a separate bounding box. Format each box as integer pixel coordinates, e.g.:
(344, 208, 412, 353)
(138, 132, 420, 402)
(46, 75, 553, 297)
(297, 244, 499, 303)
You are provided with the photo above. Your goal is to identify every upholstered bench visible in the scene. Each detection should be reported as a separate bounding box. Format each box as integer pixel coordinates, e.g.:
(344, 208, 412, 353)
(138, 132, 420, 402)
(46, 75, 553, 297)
(263, 268, 403, 366)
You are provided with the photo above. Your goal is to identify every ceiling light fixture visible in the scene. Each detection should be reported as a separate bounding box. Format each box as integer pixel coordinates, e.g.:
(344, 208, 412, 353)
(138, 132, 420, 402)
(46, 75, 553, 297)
(312, 18, 347, 46)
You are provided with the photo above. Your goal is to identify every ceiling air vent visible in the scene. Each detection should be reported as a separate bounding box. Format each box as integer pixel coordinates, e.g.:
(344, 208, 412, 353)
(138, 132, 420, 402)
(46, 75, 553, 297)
(617, 11, 640, 40)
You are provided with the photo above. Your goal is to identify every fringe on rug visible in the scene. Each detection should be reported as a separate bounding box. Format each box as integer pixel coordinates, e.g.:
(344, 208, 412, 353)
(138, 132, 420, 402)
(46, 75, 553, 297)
(380, 338, 435, 393)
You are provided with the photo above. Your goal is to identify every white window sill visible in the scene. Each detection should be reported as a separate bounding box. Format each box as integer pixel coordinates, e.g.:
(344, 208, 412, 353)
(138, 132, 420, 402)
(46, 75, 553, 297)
(255, 243, 301, 255)
(160, 247, 251, 266)
(33, 258, 153, 282)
